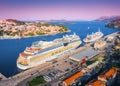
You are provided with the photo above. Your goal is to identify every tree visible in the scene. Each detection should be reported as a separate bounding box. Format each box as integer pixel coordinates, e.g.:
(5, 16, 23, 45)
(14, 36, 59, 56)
(0, 30, 4, 36)
(28, 32, 34, 36)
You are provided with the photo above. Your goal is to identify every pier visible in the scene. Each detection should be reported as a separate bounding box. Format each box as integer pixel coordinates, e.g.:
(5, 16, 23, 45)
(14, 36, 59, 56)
(104, 32, 118, 38)
(0, 32, 119, 86)
(0, 73, 7, 80)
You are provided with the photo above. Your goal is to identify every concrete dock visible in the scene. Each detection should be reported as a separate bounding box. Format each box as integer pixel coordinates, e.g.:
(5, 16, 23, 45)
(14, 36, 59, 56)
(0, 73, 7, 80)
(0, 32, 119, 86)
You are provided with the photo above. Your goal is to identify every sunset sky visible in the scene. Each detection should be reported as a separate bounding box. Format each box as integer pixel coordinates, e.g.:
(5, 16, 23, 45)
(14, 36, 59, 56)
(0, 0, 120, 20)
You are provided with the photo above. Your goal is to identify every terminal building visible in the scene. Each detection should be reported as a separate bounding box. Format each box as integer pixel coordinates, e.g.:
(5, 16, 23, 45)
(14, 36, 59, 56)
(69, 48, 100, 62)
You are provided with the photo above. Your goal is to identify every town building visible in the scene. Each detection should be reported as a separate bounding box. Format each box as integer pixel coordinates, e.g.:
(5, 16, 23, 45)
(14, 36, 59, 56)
(94, 40, 107, 50)
(63, 71, 83, 86)
(85, 68, 117, 86)
(86, 80, 106, 86)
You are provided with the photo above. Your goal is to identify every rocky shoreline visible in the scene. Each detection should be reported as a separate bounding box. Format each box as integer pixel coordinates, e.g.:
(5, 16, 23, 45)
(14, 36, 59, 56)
(0, 30, 70, 40)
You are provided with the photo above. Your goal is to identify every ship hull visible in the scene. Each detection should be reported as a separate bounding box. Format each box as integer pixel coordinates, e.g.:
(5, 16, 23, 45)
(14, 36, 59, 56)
(17, 41, 81, 70)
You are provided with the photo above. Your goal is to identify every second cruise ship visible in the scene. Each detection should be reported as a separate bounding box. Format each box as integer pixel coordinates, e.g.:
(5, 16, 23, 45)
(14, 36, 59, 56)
(83, 29, 104, 43)
(17, 33, 82, 70)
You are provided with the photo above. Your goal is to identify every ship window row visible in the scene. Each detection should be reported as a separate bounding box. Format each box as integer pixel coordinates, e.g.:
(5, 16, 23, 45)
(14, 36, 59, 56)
(34, 40, 79, 55)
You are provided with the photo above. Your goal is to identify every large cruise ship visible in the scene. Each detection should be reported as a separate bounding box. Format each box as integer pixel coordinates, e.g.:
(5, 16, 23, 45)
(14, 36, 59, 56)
(83, 29, 104, 43)
(17, 33, 82, 70)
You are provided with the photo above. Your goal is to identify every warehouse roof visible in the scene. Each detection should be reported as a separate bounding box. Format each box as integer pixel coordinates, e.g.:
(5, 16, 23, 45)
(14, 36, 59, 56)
(69, 48, 99, 62)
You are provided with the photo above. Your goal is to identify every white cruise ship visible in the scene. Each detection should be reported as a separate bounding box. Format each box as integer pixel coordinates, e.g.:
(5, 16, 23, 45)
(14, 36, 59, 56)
(83, 29, 104, 43)
(17, 33, 82, 70)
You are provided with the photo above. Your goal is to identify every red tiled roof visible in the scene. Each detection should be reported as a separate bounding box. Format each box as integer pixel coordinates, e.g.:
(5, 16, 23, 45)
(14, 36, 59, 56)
(89, 80, 105, 86)
(105, 68, 117, 79)
(63, 72, 83, 85)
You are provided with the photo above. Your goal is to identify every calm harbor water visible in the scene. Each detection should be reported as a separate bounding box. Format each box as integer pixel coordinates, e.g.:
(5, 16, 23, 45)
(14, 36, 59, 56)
(0, 21, 119, 77)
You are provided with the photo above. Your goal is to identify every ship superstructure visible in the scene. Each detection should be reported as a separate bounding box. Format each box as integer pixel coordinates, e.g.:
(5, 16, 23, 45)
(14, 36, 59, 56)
(17, 33, 82, 70)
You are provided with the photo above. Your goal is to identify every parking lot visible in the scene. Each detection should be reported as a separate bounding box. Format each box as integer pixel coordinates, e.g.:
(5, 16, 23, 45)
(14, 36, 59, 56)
(39, 58, 79, 83)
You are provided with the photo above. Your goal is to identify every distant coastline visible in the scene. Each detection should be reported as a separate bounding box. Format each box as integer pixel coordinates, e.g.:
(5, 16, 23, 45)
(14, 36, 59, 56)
(0, 30, 70, 40)
(0, 19, 70, 40)
(94, 16, 120, 29)
(106, 19, 120, 29)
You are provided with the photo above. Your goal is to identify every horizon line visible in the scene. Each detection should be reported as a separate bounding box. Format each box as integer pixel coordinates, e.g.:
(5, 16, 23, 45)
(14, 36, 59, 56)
(0, 15, 120, 21)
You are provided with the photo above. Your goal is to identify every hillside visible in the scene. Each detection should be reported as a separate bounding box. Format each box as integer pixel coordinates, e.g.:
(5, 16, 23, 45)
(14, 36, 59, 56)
(0, 19, 69, 38)
(106, 18, 120, 29)
(95, 16, 120, 22)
